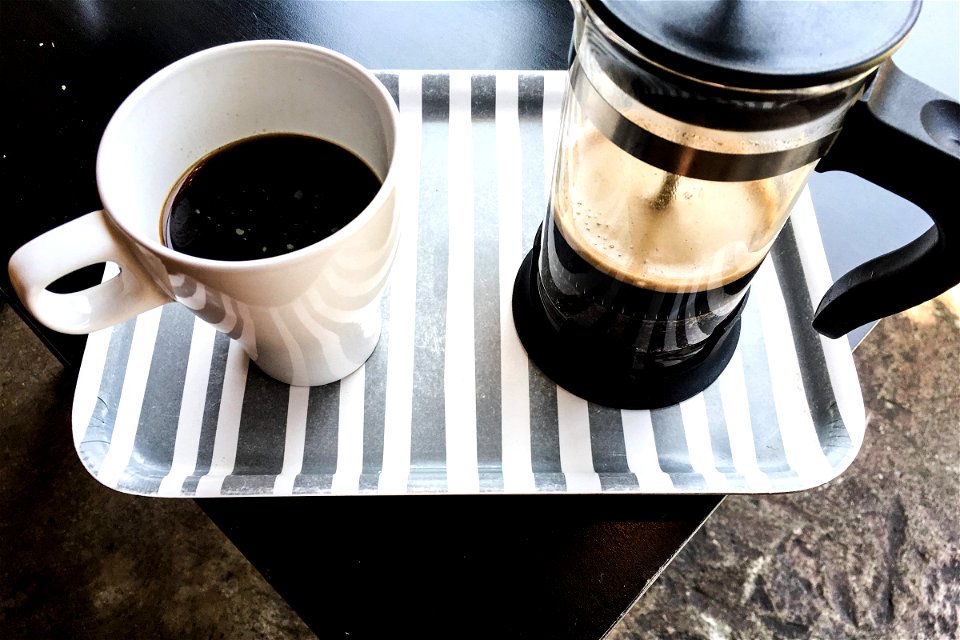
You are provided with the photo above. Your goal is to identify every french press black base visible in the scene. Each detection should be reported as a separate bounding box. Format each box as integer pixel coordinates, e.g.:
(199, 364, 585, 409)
(512, 229, 744, 410)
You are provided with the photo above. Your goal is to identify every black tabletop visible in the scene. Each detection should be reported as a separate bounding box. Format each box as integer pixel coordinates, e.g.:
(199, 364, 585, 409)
(2, 2, 956, 639)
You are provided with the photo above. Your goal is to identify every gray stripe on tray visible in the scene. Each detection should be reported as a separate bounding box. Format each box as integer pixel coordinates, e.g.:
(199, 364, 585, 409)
(471, 73, 505, 492)
(358, 74, 397, 492)
(738, 296, 800, 483)
(589, 404, 640, 491)
(121, 304, 195, 494)
(220, 363, 289, 494)
(360, 307, 390, 492)
(518, 73, 565, 492)
(650, 404, 706, 489)
(293, 382, 341, 494)
(180, 330, 232, 495)
(407, 73, 450, 492)
(702, 383, 747, 488)
(376, 73, 400, 108)
(81, 318, 136, 475)
(769, 218, 851, 462)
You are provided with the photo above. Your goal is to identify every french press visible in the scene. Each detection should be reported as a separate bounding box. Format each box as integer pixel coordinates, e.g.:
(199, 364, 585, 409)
(513, 0, 959, 409)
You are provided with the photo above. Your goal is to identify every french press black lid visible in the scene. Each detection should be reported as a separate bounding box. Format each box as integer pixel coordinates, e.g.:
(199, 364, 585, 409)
(586, 0, 920, 89)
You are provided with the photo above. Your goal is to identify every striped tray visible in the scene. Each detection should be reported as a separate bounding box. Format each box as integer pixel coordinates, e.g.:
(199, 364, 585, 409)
(71, 71, 865, 497)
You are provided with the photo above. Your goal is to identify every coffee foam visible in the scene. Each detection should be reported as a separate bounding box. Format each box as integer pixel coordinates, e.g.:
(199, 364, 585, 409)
(552, 129, 806, 293)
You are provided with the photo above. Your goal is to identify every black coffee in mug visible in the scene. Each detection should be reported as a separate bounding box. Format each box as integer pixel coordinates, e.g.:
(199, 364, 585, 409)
(161, 133, 381, 261)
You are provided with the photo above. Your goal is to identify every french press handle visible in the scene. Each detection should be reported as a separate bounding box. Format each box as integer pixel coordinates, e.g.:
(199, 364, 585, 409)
(812, 60, 960, 339)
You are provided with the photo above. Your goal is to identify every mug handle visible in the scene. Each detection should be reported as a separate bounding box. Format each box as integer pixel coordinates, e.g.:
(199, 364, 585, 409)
(8, 210, 170, 334)
(812, 60, 960, 339)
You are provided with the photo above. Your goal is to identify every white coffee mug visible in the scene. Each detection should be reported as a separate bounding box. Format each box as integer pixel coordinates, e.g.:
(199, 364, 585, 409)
(8, 40, 401, 386)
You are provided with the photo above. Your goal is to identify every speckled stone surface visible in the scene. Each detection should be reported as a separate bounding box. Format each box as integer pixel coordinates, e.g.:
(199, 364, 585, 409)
(2, 288, 957, 640)
(0, 303, 315, 640)
(608, 289, 960, 640)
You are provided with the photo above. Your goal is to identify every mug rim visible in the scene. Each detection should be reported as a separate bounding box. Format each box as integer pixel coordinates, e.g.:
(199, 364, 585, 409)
(95, 39, 400, 271)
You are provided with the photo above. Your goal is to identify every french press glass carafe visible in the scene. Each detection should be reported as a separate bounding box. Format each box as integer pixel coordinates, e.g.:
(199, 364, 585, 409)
(513, 0, 960, 409)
